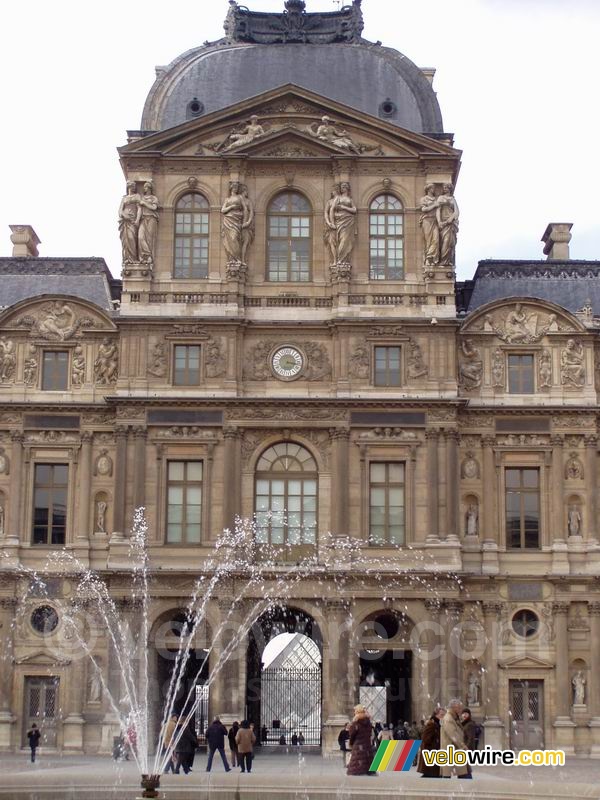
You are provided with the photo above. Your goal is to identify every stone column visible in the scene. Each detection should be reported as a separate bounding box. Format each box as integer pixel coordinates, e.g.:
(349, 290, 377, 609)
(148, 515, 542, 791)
(588, 602, 600, 755)
(7, 432, 24, 543)
(482, 602, 503, 747)
(132, 427, 147, 513)
(330, 429, 350, 535)
(0, 598, 17, 750)
(481, 436, 499, 574)
(77, 433, 93, 541)
(222, 427, 241, 534)
(424, 599, 442, 708)
(446, 431, 460, 540)
(212, 598, 243, 725)
(553, 601, 575, 753)
(322, 599, 352, 756)
(425, 430, 439, 542)
(62, 609, 85, 753)
(437, 431, 447, 539)
(551, 435, 565, 539)
(112, 426, 128, 539)
(585, 435, 598, 542)
(444, 601, 463, 699)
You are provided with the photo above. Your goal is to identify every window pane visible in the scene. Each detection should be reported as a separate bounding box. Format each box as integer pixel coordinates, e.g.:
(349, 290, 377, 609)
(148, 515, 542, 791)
(370, 463, 386, 482)
(169, 462, 184, 481)
(42, 351, 69, 391)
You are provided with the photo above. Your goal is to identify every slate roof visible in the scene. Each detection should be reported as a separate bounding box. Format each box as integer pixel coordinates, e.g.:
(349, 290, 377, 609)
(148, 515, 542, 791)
(457, 261, 600, 317)
(0, 259, 120, 312)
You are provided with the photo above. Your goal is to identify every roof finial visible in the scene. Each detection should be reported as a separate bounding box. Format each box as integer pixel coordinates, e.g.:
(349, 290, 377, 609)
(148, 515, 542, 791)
(285, 0, 306, 12)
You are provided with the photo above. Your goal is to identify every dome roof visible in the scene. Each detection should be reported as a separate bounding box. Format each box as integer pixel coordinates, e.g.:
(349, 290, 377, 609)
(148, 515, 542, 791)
(141, 2, 444, 135)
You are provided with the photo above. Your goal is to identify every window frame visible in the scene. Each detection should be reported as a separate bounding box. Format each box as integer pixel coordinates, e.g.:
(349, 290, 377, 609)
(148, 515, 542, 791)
(165, 460, 203, 545)
(266, 191, 312, 283)
(373, 345, 402, 387)
(172, 344, 202, 386)
(173, 192, 210, 280)
(41, 350, 69, 391)
(368, 461, 406, 546)
(505, 466, 541, 550)
(368, 193, 404, 281)
(507, 353, 535, 394)
(31, 463, 69, 546)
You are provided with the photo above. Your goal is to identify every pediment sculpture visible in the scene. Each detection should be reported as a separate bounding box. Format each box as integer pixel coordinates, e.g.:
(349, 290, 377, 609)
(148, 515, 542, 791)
(17, 301, 96, 341)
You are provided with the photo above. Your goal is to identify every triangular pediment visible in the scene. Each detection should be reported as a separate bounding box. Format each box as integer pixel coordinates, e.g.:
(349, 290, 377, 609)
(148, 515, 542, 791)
(15, 650, 71, 667)
(120, 84, 460, 163)
(499, 655, 554, 670)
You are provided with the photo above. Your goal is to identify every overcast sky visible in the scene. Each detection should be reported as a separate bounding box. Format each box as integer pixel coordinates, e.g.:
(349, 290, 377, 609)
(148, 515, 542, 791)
(1, 0, 599, 280)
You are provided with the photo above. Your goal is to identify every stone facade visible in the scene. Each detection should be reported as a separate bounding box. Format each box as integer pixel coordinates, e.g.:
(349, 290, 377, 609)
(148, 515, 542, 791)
(2, 0, 600, 759)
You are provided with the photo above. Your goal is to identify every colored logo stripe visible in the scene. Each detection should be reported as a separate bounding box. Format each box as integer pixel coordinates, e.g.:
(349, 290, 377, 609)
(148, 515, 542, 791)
(369, 740, 422, 772)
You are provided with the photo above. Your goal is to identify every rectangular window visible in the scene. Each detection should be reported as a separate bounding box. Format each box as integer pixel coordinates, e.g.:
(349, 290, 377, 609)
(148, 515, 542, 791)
(505, 467, 540, 549)
(173, 345, 201, 386)
(32, 464, 68, 545)
(166, 461, 203, 544)
(374, 346, 401, 386)
(508, 354, 534, 394)
(369, 462, 405, 545)
(41, 351, 69, 390)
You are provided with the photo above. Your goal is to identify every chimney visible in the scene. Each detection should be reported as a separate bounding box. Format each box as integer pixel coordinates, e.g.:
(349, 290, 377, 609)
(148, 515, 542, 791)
(542, 222, 572, 261)
(10, 225, 40, 257)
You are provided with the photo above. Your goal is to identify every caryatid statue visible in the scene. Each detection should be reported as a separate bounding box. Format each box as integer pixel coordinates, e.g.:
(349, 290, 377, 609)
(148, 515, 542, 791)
(137, 181, 159, 265)
(118, 181, 141, 264)
(325, 182, 357, 272)
(419, 183, 440, 266)
(221, 181, 254, 269)
(437, 183, 460, 266)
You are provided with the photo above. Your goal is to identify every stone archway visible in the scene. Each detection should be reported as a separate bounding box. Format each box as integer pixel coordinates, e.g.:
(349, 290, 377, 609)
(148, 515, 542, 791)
(246, 606, 323, 748)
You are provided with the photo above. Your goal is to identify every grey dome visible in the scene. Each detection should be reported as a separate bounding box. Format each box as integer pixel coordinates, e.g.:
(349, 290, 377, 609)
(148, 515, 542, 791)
(141, 39, 444, 134)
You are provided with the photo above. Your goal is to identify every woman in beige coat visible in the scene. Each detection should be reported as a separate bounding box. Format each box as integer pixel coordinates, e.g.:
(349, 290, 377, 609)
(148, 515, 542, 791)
(440, 700, 471, 778)
(235, 720, 256, 773)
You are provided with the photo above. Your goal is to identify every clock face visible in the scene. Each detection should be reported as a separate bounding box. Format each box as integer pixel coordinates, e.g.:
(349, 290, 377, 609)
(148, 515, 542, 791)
(272, 346, 304, 380)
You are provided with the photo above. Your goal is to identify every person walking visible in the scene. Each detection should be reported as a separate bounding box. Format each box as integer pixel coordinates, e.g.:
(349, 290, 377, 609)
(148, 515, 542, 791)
(461, 708, 479, 751)
(235, 719, 256, 773)
(174, 719, 198, 775)
(161, 714, 178, 774)
(378, 723, 394, 743)
(27, 723, 41, 763)
(417, 707, 445, 778)
(205, 716, 231, 773)
(346, 704, 375, 776)
(228, 721, 240, 768)
(441, 699, 471, 779)
(338, 723, 350, 767)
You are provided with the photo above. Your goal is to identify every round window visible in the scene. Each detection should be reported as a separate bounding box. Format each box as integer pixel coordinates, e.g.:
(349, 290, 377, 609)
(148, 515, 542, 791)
(379, 98, 397, 118)
(30, 605, 59, 635)
(511, 609, 539, 638)
(187, 98, 204, 117)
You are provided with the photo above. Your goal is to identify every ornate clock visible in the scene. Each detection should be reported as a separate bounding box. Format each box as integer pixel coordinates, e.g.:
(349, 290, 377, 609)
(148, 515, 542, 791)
(271, 346, 304, 380)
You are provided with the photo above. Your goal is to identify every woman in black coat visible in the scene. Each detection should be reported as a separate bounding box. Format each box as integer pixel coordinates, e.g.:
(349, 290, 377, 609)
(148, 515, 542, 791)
(417, 708, 445, 778)
(346, 705, 374, 776)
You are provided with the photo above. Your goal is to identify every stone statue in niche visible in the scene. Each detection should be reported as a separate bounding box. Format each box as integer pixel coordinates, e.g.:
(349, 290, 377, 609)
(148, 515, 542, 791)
(419, 183, 440, 267)
(325, 182, 356, 273)
(88, 669, 103, 703)
(407, 338, 428, 379)
(565, 453, 583, 480)
(0, 338, 16, 382)
(137, 181, 159, 266)
(0, 504, 4, 537)
(0, 448, 9, 475)
(71, 344, 86, 387)
(94, 450, 113, 477)
(572, 670, 586, 705)
(309, 116, 360, 153)
(222, 115, 267, 151)
(458, 339, 483, 390)
(539, 349, 552, 388)
(437, 183, 460, 267)
(348, 341, 370, 379)
(204, 338, 227, 379)
(23, 345, 38, 386)
(491, 348, 505, 388)
(561, 339, 585, 388)
(118, 180, 142, 264)
(147, 341, 168, 378)
(221, 181, 254, 270)
(467, 672, 481, 706)
(96, 501, 107, 534)
(94, 339, 119, 385)
(466, 504, 479, 537)
(461, 452, 480, 480)
(568, 505, 582, 537)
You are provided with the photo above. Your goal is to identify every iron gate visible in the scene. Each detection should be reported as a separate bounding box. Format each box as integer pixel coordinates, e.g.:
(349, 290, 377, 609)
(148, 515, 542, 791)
(260, 666, 321, 746)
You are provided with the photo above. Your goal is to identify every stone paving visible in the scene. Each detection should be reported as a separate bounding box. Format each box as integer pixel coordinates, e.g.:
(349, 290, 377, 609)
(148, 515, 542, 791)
(1, 752, 600, 799)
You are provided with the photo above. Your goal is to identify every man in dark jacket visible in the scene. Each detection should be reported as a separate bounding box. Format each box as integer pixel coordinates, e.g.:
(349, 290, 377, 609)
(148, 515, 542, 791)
(417, 707, 445, 778)
(205, 717, 231, 773)
(174, 720, 198, 774)
(27, 724, 41, 763)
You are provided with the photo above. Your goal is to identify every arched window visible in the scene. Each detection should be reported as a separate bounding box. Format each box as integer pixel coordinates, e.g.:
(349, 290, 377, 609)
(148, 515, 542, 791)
(174, 193, 210, 278)
(369, 194, 404, 280)
(267, 192, 312, 282)
(255, 443, 317, 545)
